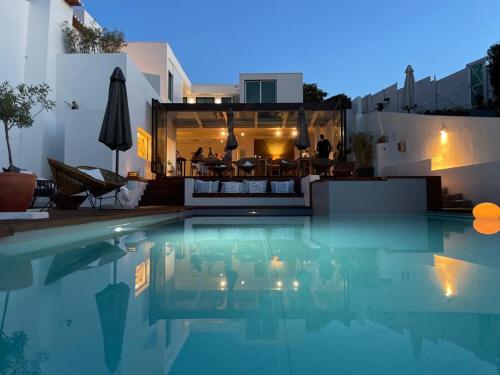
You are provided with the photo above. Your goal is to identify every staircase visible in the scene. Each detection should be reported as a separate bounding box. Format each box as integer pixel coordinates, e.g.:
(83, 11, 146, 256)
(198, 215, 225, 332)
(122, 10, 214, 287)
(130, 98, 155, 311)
(139, 177, 185, 207)
(441, 187, 473, 211)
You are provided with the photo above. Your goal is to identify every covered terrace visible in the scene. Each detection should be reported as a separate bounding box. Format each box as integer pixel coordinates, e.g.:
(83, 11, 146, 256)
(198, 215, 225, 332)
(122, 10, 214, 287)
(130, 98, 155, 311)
(151, 100, 350, 177)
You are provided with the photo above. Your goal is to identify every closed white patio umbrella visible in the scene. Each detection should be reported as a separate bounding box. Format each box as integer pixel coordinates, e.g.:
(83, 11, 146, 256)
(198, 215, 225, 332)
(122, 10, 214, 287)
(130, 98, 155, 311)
(402, 65, 416, 113)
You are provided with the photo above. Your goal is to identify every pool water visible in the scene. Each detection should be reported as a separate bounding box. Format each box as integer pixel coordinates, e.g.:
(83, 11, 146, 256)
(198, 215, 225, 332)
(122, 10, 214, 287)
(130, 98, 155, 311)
(1, 214, 499, 375)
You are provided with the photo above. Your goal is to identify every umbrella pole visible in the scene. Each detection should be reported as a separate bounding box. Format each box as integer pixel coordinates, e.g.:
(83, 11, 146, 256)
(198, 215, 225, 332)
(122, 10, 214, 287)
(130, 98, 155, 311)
(115, 151, 119, 204)
(115, 151, 119, 175)
(1, 292, 10, 333)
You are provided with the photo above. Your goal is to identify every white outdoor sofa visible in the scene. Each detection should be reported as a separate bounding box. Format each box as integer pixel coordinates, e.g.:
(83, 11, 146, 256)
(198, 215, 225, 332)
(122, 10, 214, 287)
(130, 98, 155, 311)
(184, 175, 319, 207)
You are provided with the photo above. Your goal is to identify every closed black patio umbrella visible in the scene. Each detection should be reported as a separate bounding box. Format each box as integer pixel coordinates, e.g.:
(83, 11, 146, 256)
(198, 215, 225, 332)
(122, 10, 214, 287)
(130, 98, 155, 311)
(294, 107, 310, 150)
(99, 67, 133, 174)
(295, 108, 310, 175)
(95, 261, 130, 374)
(225, 109, 238, 150)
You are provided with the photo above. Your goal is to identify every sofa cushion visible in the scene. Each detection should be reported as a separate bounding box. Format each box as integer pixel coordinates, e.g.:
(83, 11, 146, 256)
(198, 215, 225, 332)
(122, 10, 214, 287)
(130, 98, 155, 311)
(271, 180, 294, 193)
(221, 181, 245, 193)
(195, 180, 219, 193)
(244, 180, 267, 193)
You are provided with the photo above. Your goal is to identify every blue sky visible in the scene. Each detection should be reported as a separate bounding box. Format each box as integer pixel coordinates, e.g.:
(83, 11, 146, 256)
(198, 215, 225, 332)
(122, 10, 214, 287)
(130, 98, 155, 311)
(83, 0, 499, 98)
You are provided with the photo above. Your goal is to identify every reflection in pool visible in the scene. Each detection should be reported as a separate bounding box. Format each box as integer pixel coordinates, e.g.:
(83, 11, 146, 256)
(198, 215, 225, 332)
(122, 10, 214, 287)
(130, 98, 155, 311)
(1, 215, 500, 374)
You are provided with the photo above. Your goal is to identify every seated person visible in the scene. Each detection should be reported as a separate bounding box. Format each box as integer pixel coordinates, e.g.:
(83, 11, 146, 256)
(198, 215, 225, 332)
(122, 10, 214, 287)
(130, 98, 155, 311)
(192, 147, 207, 175)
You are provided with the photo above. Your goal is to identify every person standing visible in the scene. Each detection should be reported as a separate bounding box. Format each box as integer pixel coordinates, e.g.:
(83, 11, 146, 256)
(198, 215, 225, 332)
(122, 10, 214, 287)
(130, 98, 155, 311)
(316, 134, 332, 159)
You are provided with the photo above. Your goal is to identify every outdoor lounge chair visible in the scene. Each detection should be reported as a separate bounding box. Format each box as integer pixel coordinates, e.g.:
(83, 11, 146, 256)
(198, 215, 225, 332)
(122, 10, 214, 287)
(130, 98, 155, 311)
(311, 158, 334, 176)
(48, 159, 127, 210)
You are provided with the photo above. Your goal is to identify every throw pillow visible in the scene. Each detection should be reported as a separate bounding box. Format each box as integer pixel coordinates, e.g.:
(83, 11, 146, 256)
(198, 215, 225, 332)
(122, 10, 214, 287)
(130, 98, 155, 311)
(194, 180, 212, 193)
(271, 181, 291, 193)
(222, 181, 244, 193)
(245, 180, 267, 193)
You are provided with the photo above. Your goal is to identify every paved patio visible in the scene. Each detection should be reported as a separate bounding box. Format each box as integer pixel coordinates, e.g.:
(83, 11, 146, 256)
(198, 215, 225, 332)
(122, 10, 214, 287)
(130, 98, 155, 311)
(0, 206, 186, 238)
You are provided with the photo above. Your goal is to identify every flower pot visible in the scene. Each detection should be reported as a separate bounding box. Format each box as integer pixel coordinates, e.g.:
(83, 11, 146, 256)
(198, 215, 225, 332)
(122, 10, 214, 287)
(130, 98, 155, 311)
(0, 172, 36, 212)
(355, 167, 374, 177)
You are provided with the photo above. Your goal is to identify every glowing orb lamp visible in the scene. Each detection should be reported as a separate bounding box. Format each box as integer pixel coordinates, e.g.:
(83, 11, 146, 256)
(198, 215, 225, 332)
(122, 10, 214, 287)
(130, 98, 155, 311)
(472, 202, 500, 220)
(473, 219, 500, 235)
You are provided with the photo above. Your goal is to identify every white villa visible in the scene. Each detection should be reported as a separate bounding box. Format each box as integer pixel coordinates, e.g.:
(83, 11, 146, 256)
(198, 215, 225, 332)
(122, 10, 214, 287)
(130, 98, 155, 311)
(1, 0, 499, 206)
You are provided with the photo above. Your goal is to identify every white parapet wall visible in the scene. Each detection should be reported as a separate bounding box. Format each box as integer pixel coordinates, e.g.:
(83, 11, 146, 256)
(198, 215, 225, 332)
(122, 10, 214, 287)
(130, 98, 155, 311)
(311, 178, 428, 215)
(355, 111, 500, 204)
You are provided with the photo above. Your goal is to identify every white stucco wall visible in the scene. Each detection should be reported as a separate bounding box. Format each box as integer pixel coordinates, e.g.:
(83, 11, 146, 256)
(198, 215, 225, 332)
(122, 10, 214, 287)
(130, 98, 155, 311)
(57, 53, 159, 178)
(0, 0, 74, 175)
(356, 112, 500, 203)
(123, 42, 190, 103)
(239, 73, 303, 103)
(0, 0, 30, 85)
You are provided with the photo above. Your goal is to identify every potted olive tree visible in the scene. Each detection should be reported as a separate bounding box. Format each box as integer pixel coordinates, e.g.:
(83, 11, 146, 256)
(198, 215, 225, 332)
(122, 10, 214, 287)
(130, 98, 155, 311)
(351, 132, 375, 177)
(0, 82, 55, 212)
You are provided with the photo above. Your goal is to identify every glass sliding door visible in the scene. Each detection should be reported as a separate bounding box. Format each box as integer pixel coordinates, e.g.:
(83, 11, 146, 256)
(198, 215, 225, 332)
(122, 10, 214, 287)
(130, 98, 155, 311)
(245, 80, 277, 103)
(245, 81, 261, 103)
(261, 81, 277, 103)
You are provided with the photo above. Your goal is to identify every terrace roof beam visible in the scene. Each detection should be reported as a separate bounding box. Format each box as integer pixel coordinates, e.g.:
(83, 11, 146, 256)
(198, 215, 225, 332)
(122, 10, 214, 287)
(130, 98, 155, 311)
(194, 113, 203, 128)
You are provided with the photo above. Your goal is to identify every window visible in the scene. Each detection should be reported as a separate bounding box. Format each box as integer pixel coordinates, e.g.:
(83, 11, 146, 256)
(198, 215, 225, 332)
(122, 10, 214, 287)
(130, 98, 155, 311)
(137, 127, 152, 161)
(168, 71, 173, 102)
(221, 97, 232, 104)
(196, 97, 215, 104)
(245, 80, 277, 103)
(182, 97, 187, 103)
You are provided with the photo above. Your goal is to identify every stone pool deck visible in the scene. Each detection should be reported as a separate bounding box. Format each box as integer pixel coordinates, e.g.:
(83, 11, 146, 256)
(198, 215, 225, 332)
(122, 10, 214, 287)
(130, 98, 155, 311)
(0, 206, 187, 238)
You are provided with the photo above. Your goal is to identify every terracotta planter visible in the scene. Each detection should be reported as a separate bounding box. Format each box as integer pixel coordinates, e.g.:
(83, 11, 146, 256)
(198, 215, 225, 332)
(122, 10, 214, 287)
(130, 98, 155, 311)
(0, 172, 36, 212)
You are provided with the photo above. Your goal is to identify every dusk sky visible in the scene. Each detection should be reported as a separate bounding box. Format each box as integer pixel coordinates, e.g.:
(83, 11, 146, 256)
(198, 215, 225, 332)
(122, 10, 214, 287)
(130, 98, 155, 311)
(84, 0, 499, 98)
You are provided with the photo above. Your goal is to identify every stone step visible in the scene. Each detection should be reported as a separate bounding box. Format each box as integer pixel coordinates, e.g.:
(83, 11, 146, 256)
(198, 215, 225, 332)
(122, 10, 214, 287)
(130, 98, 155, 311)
(442, 193, 464, 201)
(442, 199, 474, 209)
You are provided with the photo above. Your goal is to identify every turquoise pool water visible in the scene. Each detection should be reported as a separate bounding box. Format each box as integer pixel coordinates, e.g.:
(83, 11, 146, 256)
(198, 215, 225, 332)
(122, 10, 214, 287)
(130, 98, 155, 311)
(0, 214, 499, 374)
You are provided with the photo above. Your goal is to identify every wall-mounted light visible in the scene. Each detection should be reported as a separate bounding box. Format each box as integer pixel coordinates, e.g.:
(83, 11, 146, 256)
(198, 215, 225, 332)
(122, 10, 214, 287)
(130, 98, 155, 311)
(64, 100, 79, 110)
(440, 124, 448, 144)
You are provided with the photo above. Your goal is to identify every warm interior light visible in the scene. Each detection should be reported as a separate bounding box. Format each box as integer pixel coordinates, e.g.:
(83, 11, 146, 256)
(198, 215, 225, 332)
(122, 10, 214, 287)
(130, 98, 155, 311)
(292, 129, 298, 137)
(215, 98, 222, 104)
(219, 139, 224, 143)
(240, 132, 245, 136)
(220, 130, 226, 136)
(271, 255, 284, 269)
(276, 280, 283, 288)
(444, 284, 453, 297)
(440, 125, 448, 144)
(220, 280, 227, 288)
(293, 280, 300, 289)
(275, 130, 282, 137)
(188, 98, 195, 104)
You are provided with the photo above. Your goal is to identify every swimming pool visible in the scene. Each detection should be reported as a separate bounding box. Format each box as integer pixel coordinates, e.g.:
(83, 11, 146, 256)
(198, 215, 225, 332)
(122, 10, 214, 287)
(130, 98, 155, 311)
(0, 214, 499, 374)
